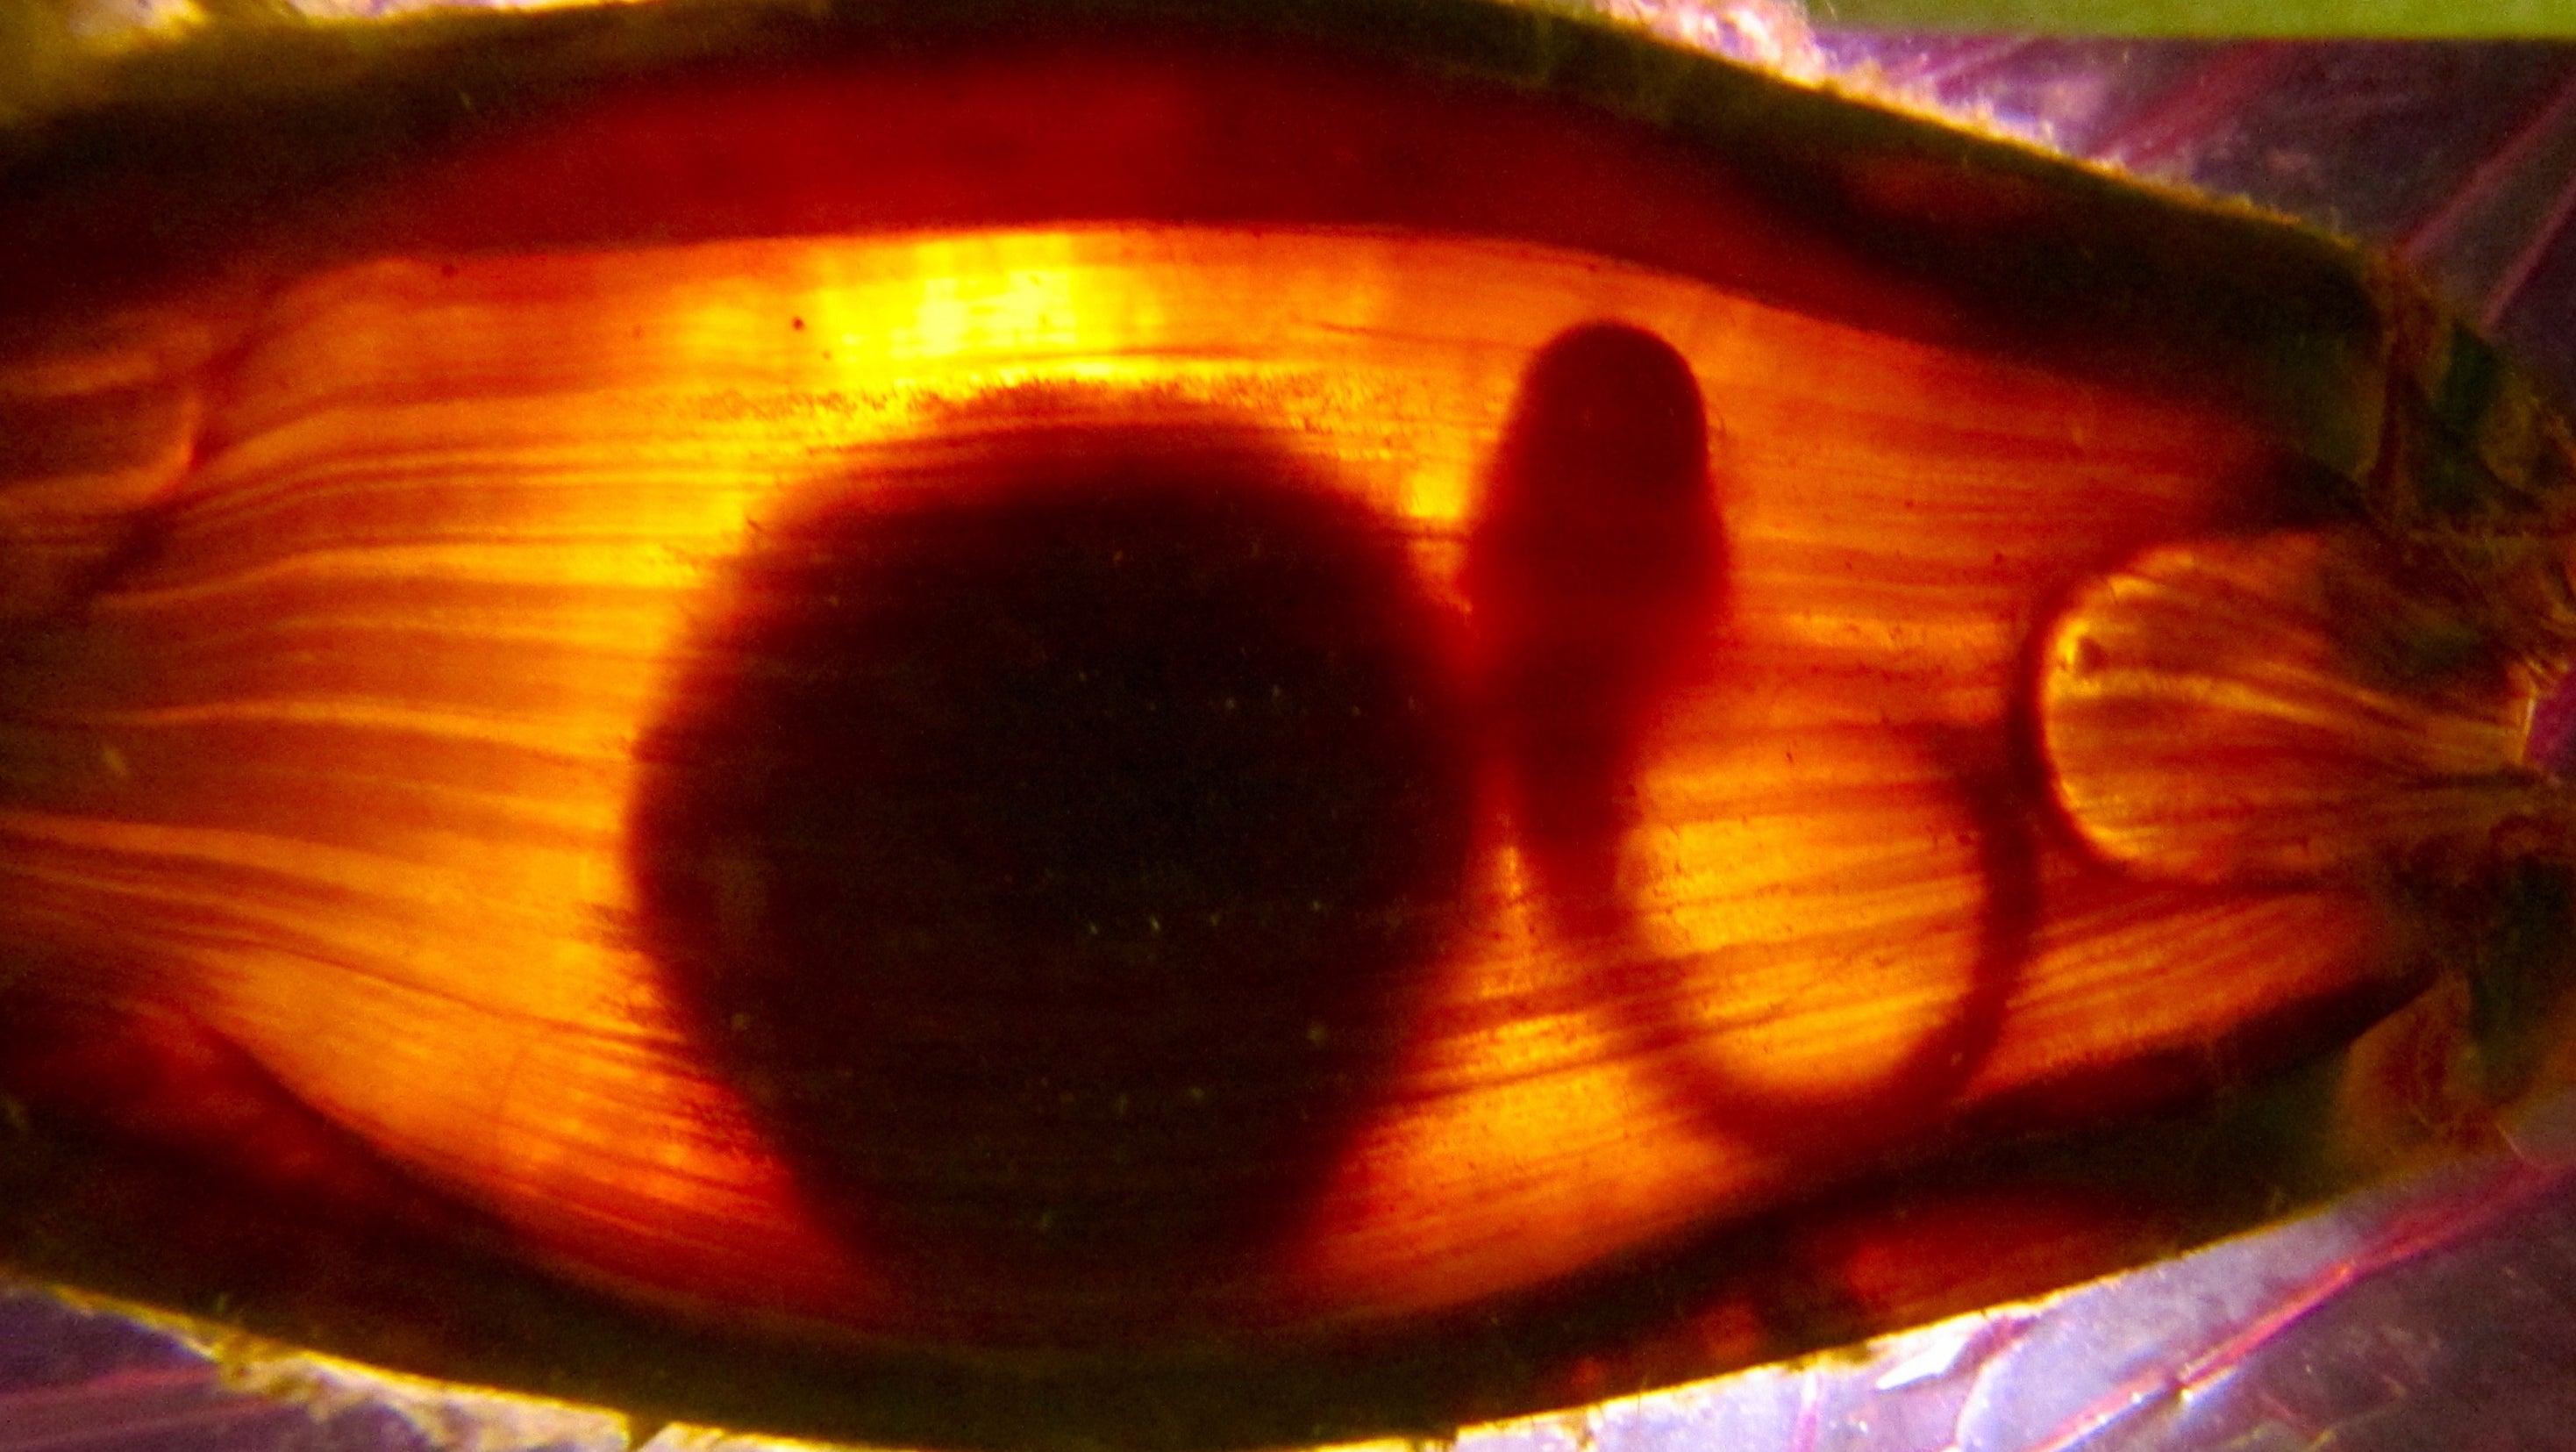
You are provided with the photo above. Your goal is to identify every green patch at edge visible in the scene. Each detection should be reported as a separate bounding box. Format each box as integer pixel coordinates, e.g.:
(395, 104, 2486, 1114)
(1816, 0, 2576, 37)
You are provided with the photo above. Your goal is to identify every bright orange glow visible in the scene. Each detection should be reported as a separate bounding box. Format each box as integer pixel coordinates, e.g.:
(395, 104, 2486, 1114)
(0, 225, 2466, 1334)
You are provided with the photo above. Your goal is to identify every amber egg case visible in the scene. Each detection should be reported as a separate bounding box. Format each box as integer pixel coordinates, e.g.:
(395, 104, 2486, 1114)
(4, 4, 2576, 1451)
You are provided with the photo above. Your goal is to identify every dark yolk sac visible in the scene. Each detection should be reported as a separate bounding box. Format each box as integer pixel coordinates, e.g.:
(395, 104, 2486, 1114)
(630, 426, 1476, 1343)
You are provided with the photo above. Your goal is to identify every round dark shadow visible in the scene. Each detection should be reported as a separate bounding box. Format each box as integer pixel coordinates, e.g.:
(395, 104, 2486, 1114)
(627, 424, 1476, 1345)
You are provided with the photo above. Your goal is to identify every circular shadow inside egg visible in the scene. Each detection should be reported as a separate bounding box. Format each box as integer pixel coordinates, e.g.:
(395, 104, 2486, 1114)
(625, 421, 1478, 1344)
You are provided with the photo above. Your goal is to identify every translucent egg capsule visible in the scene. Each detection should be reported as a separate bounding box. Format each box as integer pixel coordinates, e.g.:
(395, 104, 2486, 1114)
(2, 3, 2572, 1448)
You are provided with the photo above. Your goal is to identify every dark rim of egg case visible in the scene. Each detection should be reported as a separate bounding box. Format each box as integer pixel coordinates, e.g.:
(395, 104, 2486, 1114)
(4, 0, 2386, 441)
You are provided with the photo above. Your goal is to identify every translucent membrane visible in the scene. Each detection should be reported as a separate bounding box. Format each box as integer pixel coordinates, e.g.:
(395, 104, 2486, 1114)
(0, 223, 2487, 1334)
(4, 4, 2575, 1446)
